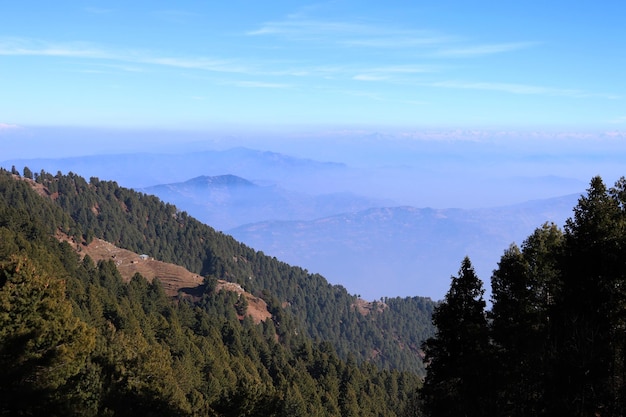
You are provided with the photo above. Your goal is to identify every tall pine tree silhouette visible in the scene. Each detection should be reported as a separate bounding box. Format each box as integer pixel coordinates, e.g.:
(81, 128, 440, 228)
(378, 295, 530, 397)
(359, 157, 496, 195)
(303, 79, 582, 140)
(420, 257, 494, 417)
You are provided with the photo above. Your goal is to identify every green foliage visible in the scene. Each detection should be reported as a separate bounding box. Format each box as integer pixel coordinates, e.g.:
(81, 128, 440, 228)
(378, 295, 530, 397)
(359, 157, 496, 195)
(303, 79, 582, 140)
(420, 257, 494, 417)
(2, 168, 435, 374)
(0, 168, 424, 416)
(423, 176, 626, 417)
(0, 255, 96, 415)
(489, 224, 563, 417)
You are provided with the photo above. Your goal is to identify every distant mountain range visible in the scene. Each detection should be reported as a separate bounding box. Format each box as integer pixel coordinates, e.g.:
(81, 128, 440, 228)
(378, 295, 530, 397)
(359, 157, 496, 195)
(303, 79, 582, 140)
(141, 173, 579, 300)
(228, 194, 579, 300)
(141, 174, 395, 230)
(2, 147, 347, 189)
(2, 148, 584, 300)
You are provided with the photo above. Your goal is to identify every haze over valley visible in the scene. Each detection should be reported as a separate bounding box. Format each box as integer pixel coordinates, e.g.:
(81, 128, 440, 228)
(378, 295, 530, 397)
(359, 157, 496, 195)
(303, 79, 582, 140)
(1, 133, 611, 300)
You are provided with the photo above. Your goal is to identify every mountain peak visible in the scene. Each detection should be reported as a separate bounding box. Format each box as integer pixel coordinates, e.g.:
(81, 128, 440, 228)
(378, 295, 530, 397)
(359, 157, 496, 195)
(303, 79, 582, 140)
(184, 174, 256, 187)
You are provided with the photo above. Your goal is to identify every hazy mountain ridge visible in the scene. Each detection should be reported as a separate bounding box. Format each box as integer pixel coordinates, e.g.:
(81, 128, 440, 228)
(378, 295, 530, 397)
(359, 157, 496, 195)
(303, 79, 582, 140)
(1, 147, 347, 189)
(229, 194, 580, 300)
(1, 148, 584, 299)
(2, 140, 593, 209)
(141, 174, 396, 230)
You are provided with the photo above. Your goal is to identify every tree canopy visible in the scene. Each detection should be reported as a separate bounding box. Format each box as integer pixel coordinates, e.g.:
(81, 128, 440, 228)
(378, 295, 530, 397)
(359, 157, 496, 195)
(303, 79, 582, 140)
(422, 176, 626, 417)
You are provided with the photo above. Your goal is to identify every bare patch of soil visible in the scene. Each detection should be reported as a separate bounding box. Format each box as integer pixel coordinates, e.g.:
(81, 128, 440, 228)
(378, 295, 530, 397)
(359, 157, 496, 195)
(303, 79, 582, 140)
(57, 233, 271, 324)
(352, 298, 387, 316)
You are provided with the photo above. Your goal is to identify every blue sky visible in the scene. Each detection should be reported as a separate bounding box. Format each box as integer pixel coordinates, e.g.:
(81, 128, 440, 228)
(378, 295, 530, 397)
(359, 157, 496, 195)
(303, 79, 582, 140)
(1, 1, 625, 132)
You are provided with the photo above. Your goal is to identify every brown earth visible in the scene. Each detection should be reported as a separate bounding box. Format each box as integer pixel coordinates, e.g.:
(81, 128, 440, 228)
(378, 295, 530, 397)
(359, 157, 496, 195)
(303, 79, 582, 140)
(352, 298, 387, 316)
(57, 233, 272, 324)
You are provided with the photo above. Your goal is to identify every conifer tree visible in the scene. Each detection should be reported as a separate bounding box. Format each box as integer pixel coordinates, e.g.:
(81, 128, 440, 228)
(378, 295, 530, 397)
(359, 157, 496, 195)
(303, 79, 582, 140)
(550, 176, 626, 416)
(489, 223, 563, 417)
(420, 257, 494, 417)
(0, 255, 96, 414)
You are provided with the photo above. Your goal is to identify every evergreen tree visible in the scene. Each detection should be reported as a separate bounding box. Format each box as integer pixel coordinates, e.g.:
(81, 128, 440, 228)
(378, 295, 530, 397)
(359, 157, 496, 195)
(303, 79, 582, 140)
(420, 257, 494, 417)
(22, 166, 33, 180)
(489, 223, 563, 417)
(549, 176, 626, 416)
(0, 255, 96, 415)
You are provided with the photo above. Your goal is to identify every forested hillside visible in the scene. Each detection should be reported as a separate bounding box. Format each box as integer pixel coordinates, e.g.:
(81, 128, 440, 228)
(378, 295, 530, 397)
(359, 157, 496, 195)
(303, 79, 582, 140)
(6, 166, 626, 416)
(0, 167, 431, 416)
(8, 168, 434, 373)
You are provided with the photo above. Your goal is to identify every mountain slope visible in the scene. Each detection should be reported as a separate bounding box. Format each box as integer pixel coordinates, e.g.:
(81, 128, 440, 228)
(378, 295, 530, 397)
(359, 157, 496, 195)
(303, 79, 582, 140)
(0, 170, 424, 416)
(58, 232, 271, 323)
(1, 168, 435, 375)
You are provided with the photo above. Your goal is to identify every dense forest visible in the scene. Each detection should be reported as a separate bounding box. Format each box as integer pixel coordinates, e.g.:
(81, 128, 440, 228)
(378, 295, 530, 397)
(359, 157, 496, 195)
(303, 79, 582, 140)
(6, 166, 626, 416)
(0, 167, 429, 416)
(23, 167, 435, 374)
(421, 176, 626, 417)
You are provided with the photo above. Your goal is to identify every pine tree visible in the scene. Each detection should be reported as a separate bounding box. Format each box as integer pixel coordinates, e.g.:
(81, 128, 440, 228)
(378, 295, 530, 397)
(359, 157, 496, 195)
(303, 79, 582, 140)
(489, 223, 563, 417)
(420, 257, 494, 417)
(0, 255, 96, 414)
(550, 176, 626, 416)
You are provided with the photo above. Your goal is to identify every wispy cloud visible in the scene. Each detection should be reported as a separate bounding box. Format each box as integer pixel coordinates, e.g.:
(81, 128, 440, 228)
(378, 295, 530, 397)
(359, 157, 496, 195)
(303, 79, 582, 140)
(248, 19, 371, 37)
(276, 64, 437, 82)
(0, 37, 250, 75)
(428, 80, 619, 99)
(102, 63, 146, 73)
(225, 80, 292, 89)
(435, 42, 538, 57)
(248, 17, 458, 50)
(141, 56, 246, 72)
(353, 74, 388, 81)
(247, 15, 536, 60)
(368, 65, 437, 74)
(352, 65, 437, 81)
(340, 35, 457, 49)
(320, 87, 427, 106)
(0, 123, 20, 130)
(0, 38, 109, 59)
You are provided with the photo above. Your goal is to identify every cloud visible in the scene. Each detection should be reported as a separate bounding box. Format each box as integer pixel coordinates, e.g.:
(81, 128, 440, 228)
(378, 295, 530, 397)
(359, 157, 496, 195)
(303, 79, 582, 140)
(276, 64, 436, 82)
(246, 15, 538, 62)
(0, 38, 109, 59)
(353, 74, 388, 81)
(0, 123, 21, 136)
(340, 35, 457, 49)
(428, 80, 618, 99)
(368, 65, 436, 74)
(141, 56, 245, 72)
(609, 116, 626, 124)
(248, 17, 457, 50)
(225, 80, 292, 89)
(435, 42, 538, 57)
(247, 19, 371, 37)
(0, 37, 250, 75)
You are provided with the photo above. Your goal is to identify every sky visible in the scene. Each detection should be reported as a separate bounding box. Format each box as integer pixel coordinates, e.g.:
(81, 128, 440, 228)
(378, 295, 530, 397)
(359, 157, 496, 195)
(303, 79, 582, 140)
(1, 1, 625, 132)
(2, 1, 626, 299)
